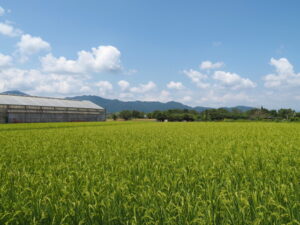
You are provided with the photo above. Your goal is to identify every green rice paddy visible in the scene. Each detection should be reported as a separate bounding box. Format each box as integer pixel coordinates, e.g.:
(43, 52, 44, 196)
(0, 121, 300, 224)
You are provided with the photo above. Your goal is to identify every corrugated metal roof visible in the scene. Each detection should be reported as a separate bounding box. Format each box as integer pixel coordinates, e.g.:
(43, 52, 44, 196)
(0, 94, 104, 109)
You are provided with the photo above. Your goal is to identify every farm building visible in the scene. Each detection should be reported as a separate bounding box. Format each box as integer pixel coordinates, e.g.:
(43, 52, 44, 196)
(0, 94, 105, 123)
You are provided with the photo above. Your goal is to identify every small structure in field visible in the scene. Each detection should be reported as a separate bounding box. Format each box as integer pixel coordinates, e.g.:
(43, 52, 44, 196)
(0, 94, 105, 123)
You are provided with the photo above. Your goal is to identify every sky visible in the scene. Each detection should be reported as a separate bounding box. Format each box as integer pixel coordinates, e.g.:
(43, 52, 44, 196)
(0, 0, 300, 110)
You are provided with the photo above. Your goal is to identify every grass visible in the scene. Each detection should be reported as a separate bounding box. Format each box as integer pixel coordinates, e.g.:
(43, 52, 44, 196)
(0, 121, 300, 224)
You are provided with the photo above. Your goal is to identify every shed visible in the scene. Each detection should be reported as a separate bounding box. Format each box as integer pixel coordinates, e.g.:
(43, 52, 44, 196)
(0, 94, 105, 123)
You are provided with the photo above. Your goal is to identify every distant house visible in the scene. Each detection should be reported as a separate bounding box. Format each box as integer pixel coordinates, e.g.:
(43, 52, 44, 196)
(0, 94, 105, 123)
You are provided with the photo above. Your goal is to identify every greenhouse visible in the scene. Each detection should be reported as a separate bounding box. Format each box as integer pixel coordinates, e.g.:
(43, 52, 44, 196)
(0, 94, 105, 123)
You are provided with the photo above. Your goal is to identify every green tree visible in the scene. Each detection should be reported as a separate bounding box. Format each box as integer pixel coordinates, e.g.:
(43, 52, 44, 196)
(119, 110, 133, 120)
(132, 110, 144, 118)
(278, 108, 295, 120)
(269, 110, 278, 119)
(112, 113, 118, 121)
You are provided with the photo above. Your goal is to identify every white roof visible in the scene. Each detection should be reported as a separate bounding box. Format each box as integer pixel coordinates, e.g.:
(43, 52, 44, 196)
(0, 94, 103, 110)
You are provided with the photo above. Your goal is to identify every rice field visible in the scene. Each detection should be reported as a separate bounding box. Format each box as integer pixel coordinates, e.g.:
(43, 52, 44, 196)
(0, 121, 300, 224)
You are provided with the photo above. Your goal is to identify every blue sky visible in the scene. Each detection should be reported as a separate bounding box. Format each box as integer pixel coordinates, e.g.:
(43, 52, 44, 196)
(0, 0, 300, 109)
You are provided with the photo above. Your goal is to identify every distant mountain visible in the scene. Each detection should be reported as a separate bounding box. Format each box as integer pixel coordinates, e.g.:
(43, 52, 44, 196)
(67, 95, 208, 113)
(68, 95, 254, 113)
(1, 90, 29, 96)
(194, 106, 214, 112)
(1, 90, 255, 113)
(221, 106, 255, 112)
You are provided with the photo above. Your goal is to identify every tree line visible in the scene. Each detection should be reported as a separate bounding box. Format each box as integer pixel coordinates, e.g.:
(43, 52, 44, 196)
(109, 107, 300, 122)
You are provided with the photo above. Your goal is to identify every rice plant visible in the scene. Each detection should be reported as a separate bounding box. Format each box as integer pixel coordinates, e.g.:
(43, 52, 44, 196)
(0, 121, 299, 224)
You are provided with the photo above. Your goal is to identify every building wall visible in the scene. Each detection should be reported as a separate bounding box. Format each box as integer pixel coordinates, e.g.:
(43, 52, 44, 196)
(7, 112, 105, 123)
(0, 105, 105, 123)
(0, 108, 7, 123)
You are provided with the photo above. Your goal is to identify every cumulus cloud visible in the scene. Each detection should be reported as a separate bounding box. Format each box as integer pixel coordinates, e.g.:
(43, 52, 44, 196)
(41, 54, 83, 74)
(130, 81, 156, 93)
(118, 83, 171, 102)
(41, 46, 122, 74)
(270, 57, 294, 75)
(200, 60, 224, 70)
(0, 68, 40, 92)
(264, 58, 300, 88)
(17, 34, 51, 61)
(134, 90, 171, 102)
(216, 92, 253, 103)
(197, 91, 254, 106)
(167, 81, 184, 90)
(0, 10, 132, 98)
(35, 74, 86, 95)
(96, 81, 113, 96)
(0, 53, 12, 67)
(0, 67, 90, 95)
(184, 61, 255, 91)
(181, 96, 192, 102)
(213, 71, 256, 89)
(181, 61, 257, 106)
(157, 90, 171, 102)
(183, 69, 210, 88)
(118, 80, 130, 91)
(0, 22, 22, 37)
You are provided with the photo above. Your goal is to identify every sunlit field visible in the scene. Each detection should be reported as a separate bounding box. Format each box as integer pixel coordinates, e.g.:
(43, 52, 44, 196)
(0, 121, 300, 224)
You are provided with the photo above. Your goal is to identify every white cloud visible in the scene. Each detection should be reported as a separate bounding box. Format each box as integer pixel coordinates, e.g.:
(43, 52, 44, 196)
(0, 67, 90, 96)
(213, 71, 256, 89)
(135, 90, 170, 102)
(0, 12, 128, 98)
(0, 7, 5, 16)
(118, 80, 130, 91)
(35, 74, 85, 95)
(0, 68, 40, 92)
(41, 54, 83, 74)
(264, 58, 300, 88)
(17, 34, 50, 61)
(191, 89, 254, 107)
(167, 81, 184, 90)
(181, 96, 192, 102)
(119, 92, 134, 99)
(79, 85, 92, 93)
(157, 90, 171, 102)
(183, 69, 210, 88)
(95, 81, 113, 96)
(0, 21, 126, 98)
(181, 62, 258, 107)
(118, 86, 171, 102)
(130, 81, 156, 93)
(0, 53, 12, 67)
(41, 45, 122, 74)
(270, 57, 293, 75)
(200, 60, 224, 70)
(216, 92, 253, 103)
(0, 22, 22, 37)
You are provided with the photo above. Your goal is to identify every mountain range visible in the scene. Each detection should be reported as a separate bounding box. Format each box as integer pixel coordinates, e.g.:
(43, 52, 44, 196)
(1, 90, 255, 113)
(1, 90, 30, 96)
